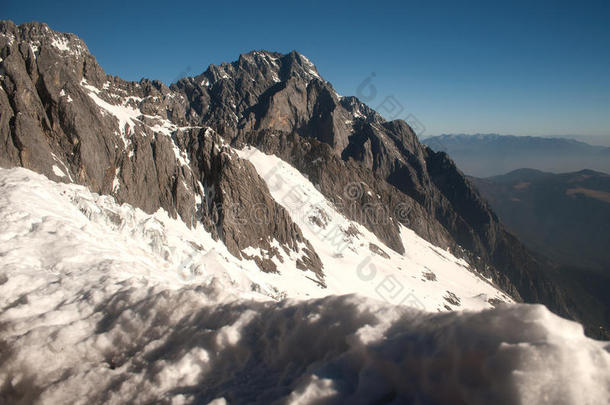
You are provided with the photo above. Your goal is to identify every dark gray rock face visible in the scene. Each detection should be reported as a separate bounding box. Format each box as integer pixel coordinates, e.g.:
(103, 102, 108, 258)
(233, 129, 455, 257)
(0, 21, 593, 335)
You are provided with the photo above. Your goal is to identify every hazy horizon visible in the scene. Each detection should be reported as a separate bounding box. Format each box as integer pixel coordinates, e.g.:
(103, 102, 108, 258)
(421, 133, 610, 147)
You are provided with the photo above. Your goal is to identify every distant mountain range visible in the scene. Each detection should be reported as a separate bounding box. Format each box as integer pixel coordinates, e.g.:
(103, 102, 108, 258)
(471, 168, 610, 335)
(422, 134, 610, 177)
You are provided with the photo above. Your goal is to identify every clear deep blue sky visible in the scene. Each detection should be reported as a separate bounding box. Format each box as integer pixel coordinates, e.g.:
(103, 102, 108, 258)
(3, 0, 610, 143)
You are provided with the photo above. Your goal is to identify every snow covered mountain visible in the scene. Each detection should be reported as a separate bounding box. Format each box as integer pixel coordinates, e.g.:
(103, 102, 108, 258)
(1, 168, 608, 404)
(1, 20, 609, 403)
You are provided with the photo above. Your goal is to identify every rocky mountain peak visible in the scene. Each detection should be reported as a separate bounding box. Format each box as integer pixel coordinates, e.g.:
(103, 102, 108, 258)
(172, 48, 383, 156)
(0, 20, 89, 58)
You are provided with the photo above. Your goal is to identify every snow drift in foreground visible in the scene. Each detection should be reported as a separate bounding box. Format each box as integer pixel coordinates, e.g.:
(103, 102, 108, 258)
(0, 168, 609, 405)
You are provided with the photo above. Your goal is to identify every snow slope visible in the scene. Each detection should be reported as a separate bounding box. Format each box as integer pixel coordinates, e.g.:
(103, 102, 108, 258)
(236, 146, 511, 311)
(1, 168, 609, 404)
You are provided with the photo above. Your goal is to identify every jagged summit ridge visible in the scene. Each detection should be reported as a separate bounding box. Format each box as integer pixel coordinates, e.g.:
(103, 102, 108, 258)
(191, 50, 325, 87)
(0, 20, 89, 58)
(172, 47, 381, 153)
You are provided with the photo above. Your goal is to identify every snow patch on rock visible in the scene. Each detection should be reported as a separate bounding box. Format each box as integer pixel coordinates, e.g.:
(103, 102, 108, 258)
(80, 79, 140, 147)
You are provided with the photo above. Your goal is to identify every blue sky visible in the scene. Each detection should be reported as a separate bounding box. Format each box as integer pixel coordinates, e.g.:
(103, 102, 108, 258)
(3, 0, 610, 143)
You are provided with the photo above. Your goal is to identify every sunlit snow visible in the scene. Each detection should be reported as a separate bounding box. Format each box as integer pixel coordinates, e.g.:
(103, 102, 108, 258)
(0, 168, 609, 405)
(236, 146, 510, 310)
(80, 79, 140, 146)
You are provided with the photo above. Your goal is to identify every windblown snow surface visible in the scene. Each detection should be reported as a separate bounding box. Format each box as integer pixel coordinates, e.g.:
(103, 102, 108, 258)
(0, 167, 609, 405)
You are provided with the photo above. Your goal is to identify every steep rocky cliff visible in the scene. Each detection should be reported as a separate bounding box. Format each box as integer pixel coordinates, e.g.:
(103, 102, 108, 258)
(0, 21, 322, 278)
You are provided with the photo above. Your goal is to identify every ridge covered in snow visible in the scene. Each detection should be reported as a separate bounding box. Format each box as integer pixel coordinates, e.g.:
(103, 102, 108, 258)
(0, 167, 608, 404)
(236, 146, 512, 310)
